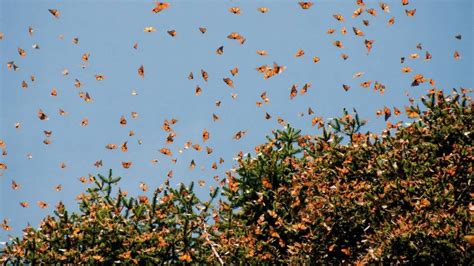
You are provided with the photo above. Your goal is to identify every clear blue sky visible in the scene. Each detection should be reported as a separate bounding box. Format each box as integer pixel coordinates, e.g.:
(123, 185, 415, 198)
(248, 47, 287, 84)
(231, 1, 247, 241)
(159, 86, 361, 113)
(0, 0, 472, 241)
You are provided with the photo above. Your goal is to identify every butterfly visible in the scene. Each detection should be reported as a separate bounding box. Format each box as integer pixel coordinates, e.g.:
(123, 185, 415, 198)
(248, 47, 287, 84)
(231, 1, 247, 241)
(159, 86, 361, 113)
(405, 9, 416, 16)
(454, 50, 460, 60)
(388, 17, 395, 26)
(402, 0, 409, 5)
(120, 116, 127, 126)
(121, 162, 132, 169)
(343, 84, 351, 91)
(11, 181, 20, 190)
(152, 2, 170, 13)
(258, 7, 268, 13)
(256, 50, 268, 56)
(229, 7, 241, 14)
(333, 14, 344, 22)
(290, 84, 298, 99)
(352, 27, 364, 36)
(167, 30, 177, 37)
(38, 109, 48, 120)
(230, 67, 239, 76)
(199, 27, 207, 34)
(233, 131, 246, 140)
(223, 78, 234, 88)
(144, 27, 156, 33)
(95, 74, 105, 81)
(18, 47, 26, 57)
(313, 56, 320, 63)
(298, 2, 314, 9)
(202, 129, 210, 142)
(37, 201, 48, 209)
(106, 144, 117, 150)
(121, 141, 128, 152)
(48, 9, 60, 18)
(352, 8, 363, 18)
(195, 85, 202, 96)
(216, 46, 224, 55)
(295, 49, 305, 57)
(401, 67, 412, 73)
(160, 148, 173, 156)
(364, 39, 374, 53)
(138, 65, 144, 78)
(380, 3, 390, 12)
(333, 40, 343, 48)
(366, 8, 377, 16)
(201, 69, 208, 81)
(81, 118, 89, 127)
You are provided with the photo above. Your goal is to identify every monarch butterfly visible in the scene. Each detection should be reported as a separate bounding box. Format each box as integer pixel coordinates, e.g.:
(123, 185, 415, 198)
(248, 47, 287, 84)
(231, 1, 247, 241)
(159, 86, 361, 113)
(352, 8, 363, 18)
(133, 42, 138, 49)
(81, 117, 89, 126)
(20, 202, 29, 208)
(327, 28, 336, 34)
(201, 69, 208, 81)
(230, 67, 238, 76)
(229, 7, 241, 14)
(216, 45, 224, 55)
(366, 8, 377, 16)
(333, 14, 344, 22)
(258, 7, 268, 13)
(313, 56, 320, 63)
(290, 84, 298, 99)
(18, 48, 26, 57)
(188, 72, 194, 80)
(405, 9, 416, 16)
(195, 85, 202, 96)
(121, 161, 132, 169)
(401, 67, 412, 73)
(298, 2, 314, 9)
(120, 115, 127, 126)
(364, 39, 374, 53)
(160, 148, 173, 156)
(388, 17, 395, 26)
(352, 27, 364, 36)
(333, 40, 343, 48)
(105, 144, 117, 150)
(454, 50, 460, 60)
(38, 109, 48, 120)
(138, 65, 144, 78)
(402, 0, 409, 5)
(121, 141, 128, 152)
(341, 27, 347, 35)
(380, 3, 390, 12)
(223, 77, 234, 88)
(360, 81, 372, 88)
(11, 181, 20, 190)
(167, 30, 176, 37)
(81, 53, 89, 62)
(300, 83, 311, 95)
(37, 201, 48, 209)
(233, 130, 246, 140)
(295, 49, 305, 57)
(95, 74, 105, 80)
(343, 84, 351, 91)
(202, 129, 210, 142)
(143, 26, 156, 33)
(152, 2, 170, 13)
(48, 9, 60, 18)
(256, 50, 268, 56)
(199, 27, 207, 34)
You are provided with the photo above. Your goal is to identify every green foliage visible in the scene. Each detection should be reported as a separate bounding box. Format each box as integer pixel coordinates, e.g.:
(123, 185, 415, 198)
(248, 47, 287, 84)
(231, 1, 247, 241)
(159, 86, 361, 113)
(1, 89, 473, 264)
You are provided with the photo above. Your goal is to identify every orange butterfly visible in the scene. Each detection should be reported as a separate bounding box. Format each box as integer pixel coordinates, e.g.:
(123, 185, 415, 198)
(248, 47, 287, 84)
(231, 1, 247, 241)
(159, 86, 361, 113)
(48, 9, 60, 18)
(229, 7, 241, 14)
(121, 161, 132, 169)
(167, 30, 177, 37)
(230, 67, 239, 76)
(138, 65, 144, 78)
(152, 2, 170, 13)
(298, 2, 314, 9)
(313, 56, 320, 63)
(202, 129, 210, 142)
(405, 9, 416, 16)
(258, 7, 268, 13)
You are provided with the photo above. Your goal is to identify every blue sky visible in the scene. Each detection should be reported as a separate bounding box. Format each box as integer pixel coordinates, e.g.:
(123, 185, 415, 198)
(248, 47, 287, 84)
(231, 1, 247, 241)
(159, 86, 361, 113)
(0, 0, 472, 241)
